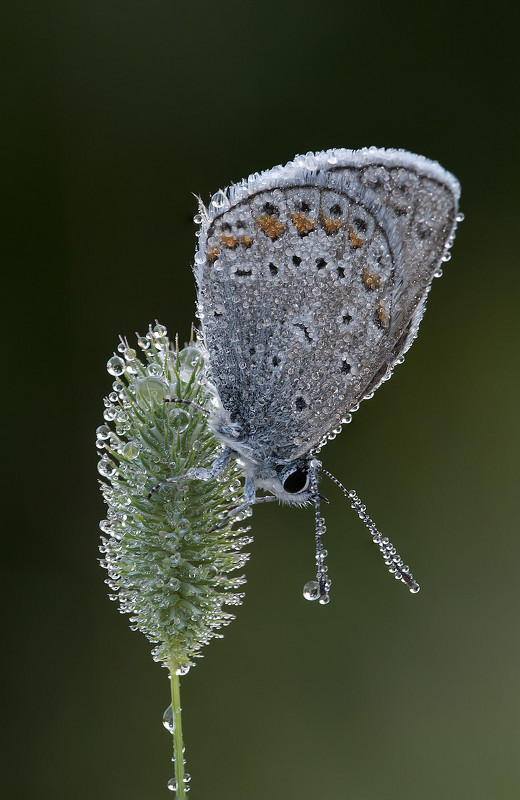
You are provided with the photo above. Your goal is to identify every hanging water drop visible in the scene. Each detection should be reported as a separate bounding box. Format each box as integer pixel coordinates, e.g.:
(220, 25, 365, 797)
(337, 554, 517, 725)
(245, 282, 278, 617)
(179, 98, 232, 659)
(210, 189, 228, 209)
(123, 347, 137, 361)
(178, 346, 202, 368)
(303, 580, 321, 601)
(106, 356, 125, 376)
(136, 376, 167, 406)
(97, 458, 116, 477)
(122, 440, 140, 460)
(146, 362, 164, 377)
(162, 704, 175, 733)
(153, 323, 167, 338)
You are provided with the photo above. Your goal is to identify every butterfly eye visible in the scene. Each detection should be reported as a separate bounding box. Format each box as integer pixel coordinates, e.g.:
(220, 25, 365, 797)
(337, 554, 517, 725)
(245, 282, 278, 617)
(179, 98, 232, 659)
(283, 467, 309, 494)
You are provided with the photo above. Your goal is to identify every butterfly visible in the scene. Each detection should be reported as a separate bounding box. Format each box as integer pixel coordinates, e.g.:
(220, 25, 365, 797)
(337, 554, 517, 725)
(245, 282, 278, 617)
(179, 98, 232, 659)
(156, 148, 461, 602)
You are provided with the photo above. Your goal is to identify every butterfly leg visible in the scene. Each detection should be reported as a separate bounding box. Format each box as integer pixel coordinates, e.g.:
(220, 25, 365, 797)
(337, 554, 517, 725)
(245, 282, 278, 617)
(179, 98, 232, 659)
(252, 496, 277, 505)
(211, 476, 276, 528)
(190, 446, 232, 482)
(147, 447, 232, 499)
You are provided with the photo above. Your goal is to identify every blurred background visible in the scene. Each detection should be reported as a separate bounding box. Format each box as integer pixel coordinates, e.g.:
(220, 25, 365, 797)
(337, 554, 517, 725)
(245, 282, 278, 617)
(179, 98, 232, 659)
(3, 1, 519, 798)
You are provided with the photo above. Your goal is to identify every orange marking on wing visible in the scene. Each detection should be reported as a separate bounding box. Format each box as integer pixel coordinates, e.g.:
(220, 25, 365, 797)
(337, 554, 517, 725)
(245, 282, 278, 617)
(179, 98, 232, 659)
(362, 268, 381, 290)
(291, 212, 316, 235)
(207, 246, 220, 263)
(240, 235, 253, 249)
(257, 215, 285, 240)
(348, 227, 364, 248)
(219, 234, 239, 249)
(377, 301, 390, 328)
(321, 214, 342, 235)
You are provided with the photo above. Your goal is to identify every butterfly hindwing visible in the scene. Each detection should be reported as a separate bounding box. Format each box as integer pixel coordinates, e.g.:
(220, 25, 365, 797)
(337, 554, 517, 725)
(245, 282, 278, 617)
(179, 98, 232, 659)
(195, 148, 460, 463)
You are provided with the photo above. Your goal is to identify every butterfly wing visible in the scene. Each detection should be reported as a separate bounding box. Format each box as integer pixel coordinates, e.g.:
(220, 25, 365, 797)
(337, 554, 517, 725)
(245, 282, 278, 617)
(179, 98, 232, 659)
(194, 148, 460, 464)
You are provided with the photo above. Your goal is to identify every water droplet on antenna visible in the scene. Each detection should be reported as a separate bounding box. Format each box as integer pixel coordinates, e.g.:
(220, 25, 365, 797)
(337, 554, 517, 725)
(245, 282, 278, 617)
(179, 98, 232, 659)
(303, 580, 321, 601)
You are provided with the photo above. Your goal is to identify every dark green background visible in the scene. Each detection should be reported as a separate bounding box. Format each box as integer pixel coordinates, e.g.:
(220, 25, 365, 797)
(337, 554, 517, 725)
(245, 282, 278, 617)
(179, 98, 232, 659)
(3, 1, 519, 798)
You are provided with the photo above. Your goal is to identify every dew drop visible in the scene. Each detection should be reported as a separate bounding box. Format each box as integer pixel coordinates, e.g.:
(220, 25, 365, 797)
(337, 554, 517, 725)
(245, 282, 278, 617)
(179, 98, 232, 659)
(122, 440, 140, 460)
(176, 664, 190, 676)
(178, 346, 203, 382)
(97, 458, 116, 477)
(210, 189, 228, 209)
(107, 356, 125, 376)
(456, 212, 465, 222)
(166, 408, 190, 433)
(303, 580, 321, 601)
(136, 376, 167, 405)
(409, 583, 421, 594)
(146, 362, 164, 377)
(318, 593, 330, 605)
(153, 323, 167, 338)
(167, 778, 178, 792)
(179, 346, 202, 368)
(162, 704, 175, 733)
(96, 424, 111, 440)
(137, 335, 150, 350)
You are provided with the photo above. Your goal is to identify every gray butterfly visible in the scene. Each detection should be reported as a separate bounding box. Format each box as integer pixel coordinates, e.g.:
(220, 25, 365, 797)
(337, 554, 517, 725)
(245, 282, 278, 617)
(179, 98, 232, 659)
(158, 148, 461, 602)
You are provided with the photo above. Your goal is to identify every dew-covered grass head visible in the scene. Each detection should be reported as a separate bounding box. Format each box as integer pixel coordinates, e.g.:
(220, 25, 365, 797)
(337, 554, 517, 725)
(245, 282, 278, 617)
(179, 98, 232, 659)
(97, 324, 253, 672)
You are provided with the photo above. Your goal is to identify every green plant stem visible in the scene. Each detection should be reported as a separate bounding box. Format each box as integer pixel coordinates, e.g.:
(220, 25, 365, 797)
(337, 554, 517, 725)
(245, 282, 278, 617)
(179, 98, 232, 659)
(169, 664, 186, 798)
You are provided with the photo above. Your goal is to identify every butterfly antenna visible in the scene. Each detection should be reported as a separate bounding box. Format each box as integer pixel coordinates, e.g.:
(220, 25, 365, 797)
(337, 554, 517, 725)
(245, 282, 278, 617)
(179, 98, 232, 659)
(319, 467, 420, 594)
(304, 466, 332, 604)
